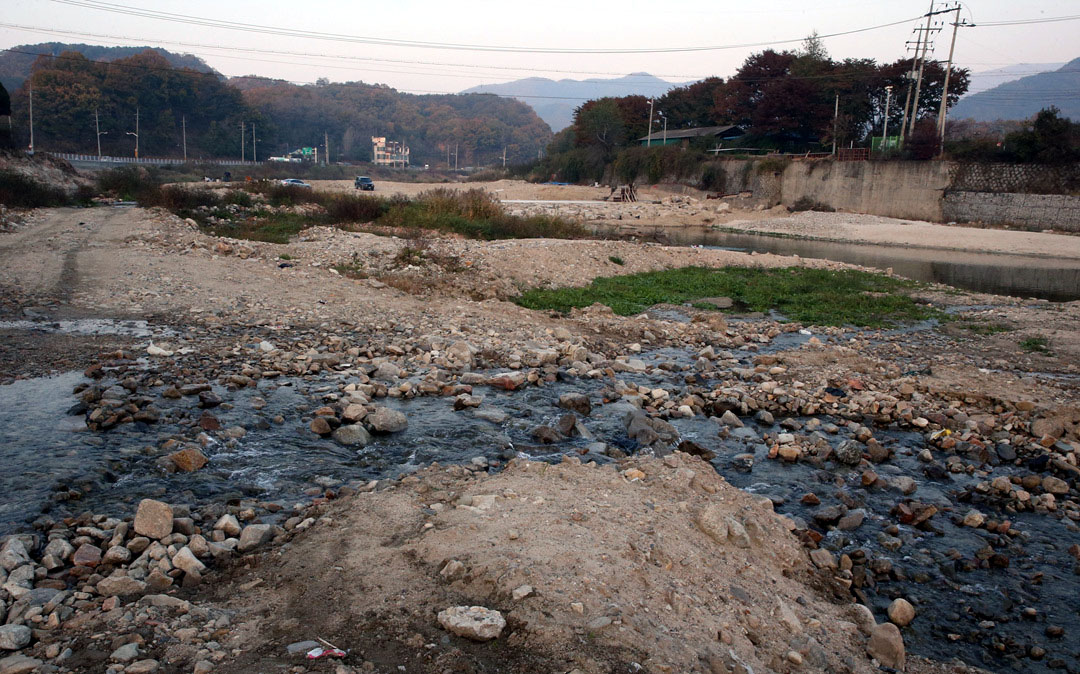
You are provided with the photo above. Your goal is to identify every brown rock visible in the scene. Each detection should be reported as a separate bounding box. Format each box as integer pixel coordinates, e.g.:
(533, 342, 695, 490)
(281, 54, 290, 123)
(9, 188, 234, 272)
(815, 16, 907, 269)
(133, 499, 174, 540)
(310, 417, 332, 436)
(72, 543, 102, 567)
(867, 622, 905, 670)
(168, 448, 208, 472)
(887, 598, 916, 627)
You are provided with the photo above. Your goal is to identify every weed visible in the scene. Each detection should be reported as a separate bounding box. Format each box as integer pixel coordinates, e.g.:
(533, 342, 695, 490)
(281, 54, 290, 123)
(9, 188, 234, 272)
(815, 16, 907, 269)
(789, 197, 835, 213)
(0, 170, 74, 208)
(959, 321, 1013, 335)
(608, 256, 625, 265)
(1020, 336, 1052, 354)
(278, 253, 292, 260)
(515, 266, 942, 328)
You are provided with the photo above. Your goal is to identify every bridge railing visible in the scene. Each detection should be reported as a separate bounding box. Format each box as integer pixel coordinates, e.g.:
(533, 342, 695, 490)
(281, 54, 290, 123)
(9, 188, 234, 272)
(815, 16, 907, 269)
(47, 152, 262, 167)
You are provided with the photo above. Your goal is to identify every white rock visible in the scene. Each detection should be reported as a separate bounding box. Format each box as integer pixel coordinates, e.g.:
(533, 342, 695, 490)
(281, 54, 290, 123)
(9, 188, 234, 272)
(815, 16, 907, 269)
(437, 606, 506, 641)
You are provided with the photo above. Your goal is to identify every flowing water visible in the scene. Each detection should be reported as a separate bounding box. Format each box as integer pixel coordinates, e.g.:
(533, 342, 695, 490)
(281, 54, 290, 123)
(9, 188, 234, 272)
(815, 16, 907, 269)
(0, 330, 1077, 672)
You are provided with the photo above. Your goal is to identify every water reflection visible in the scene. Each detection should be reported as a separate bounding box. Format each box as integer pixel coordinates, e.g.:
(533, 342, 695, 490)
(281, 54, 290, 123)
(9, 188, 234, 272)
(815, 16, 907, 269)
(650, 229, 1080, 302)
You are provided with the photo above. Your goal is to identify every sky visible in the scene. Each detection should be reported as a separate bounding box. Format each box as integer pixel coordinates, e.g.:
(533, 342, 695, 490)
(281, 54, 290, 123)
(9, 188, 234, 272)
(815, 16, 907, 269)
(2, 0, 1078, 93)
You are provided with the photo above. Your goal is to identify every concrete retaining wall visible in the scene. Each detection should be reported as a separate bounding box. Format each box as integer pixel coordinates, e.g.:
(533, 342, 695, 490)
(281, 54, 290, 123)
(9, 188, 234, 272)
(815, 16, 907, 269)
(780, 160, 949, 222)
(772, 159, 1080, 230)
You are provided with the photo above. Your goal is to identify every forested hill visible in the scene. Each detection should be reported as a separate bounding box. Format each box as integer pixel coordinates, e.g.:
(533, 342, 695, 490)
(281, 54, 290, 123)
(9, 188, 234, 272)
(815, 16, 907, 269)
(234, 76, 553, 166)
(951, 58, 1080, 121)
(4, 48, 553, 166)
(0, 42, 216, 93)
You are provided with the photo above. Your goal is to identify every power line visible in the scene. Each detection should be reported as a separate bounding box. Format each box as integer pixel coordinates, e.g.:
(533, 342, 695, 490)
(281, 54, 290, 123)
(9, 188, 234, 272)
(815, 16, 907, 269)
(974, 15, 1080, 27)
(46, 0, 924, 55)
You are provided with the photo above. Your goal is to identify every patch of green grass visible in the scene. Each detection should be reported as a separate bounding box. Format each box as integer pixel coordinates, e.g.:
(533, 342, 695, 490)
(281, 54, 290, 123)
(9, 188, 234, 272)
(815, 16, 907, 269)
(208, 212, 312, 244)
(608, 255, 625, 265)
(1020, 336, 1052, 354)
(515, 266, 943, 328)
(959, 321, 1013, 336)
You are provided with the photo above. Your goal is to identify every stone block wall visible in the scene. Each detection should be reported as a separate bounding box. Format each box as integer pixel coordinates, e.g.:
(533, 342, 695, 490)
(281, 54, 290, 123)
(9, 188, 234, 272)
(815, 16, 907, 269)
(948, 162, 1079, 195)
(943, 192, 1080, 232)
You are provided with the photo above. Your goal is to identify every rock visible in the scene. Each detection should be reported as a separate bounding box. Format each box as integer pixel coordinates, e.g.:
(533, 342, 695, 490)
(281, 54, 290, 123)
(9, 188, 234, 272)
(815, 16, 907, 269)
(126, 660, 160, 674)
(342, 404, 367, 423)
(1043, 476, 1070, 495)
(888, 598, 916, 627)
(440, 560, 466, 581)
(215, 514, 242, 537)
(852, 604, 876, 635)
(42, 538, 73, 563)
(512, 585, 533, 601)
(963, 509, 985, 528)
(198, 411, 221, 431)
(837, 509, 866, 531)
(172, 547, 206, 576)
(72, 543, 102, 567)
(867, 622, 905, 670)
(437, 606, 506, 641)
(367, 407, 408, 433)
(332, 424, 372, 447)
(0, 625, 31, 651)
(237, 524, 273, 553)
(0, 654, 43, 674)
(103, 545, 132, 565)
(309, 417, 332, 436)
(834, 440, 863, 466)
(726, 517, 751, 548)
(134, 499, 174, 539)
(809, 548, 837, 570)
(111, 642, 140, 662)
(557, 393, 592, 416)
(0, 540, 30, 572)
(446, 341, 476, 367)
(168, 447, 208, 472)
(720, 410, 742, 427)
(889, 476, 918, 495)
(96, 574, 148, 596)
(373, 362, 402, 380)
(1031, 418, 1064, 439)
(486, 372, 527, 391)
(697, 296, 733, 309)
(696, 505, 729, 544)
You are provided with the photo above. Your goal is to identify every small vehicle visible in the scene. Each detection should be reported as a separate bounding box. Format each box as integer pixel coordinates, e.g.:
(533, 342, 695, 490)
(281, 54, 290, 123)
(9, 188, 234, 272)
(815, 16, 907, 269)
(280, 178, 312, 188)
(354, 176, 375, 191)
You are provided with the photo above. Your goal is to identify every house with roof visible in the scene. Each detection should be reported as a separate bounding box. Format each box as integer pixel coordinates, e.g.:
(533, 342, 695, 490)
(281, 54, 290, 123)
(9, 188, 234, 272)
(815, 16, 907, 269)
(638, 125, 744, 148)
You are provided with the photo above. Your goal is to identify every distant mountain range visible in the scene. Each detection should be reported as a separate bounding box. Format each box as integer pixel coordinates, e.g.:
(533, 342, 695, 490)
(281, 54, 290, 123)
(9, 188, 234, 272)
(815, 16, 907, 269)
(964, 62, 1064, 96)
(952, 58, 1080, 121)
(0, 42, 218, 94)
(462, 72, 690, 131)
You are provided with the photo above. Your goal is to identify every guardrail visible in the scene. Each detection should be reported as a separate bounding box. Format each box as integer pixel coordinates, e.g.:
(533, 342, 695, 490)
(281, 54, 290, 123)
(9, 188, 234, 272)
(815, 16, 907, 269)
(48, 152, 263, 167)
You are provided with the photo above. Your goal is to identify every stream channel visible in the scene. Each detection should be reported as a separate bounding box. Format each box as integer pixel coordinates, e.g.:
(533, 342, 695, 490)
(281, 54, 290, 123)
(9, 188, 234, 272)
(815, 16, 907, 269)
(650, 229, 1080, 303)
(0, 320, 1078, 672)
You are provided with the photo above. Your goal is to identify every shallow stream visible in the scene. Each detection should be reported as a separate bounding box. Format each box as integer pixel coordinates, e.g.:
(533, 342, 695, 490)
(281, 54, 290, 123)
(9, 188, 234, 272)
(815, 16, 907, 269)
(0, 333, 1077, 672)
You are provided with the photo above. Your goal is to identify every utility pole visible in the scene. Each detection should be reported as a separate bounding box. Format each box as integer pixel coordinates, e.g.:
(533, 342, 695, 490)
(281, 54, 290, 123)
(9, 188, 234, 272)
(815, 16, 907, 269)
(125, 107, 139, 159)
(94, 109, 103, 158)
(937, 6, 966, 148)
(646, 98, 655, 147)
(181, 116, 187, 162)
(832, 94, 839, 156)
(502, 146, 506, 168)
(882, 85, 893, 153)
(454, 143, 458, 170)
(28, 78, 34, 153)
(240, 121, 245, 162)
(446, 144, 450, 169)
(252, 122, 257, 162)
(908, 11, 933, 137)
(324, 131, 329, 166)
(899, 5, 928, 140)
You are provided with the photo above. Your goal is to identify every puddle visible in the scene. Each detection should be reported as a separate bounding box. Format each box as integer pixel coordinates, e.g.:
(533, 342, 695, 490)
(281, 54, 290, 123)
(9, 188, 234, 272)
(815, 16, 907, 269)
(0, 318, 160, 337)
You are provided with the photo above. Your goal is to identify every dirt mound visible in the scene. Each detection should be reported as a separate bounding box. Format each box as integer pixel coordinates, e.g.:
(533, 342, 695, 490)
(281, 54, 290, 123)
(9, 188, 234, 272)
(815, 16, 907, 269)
(205, 452, 961, 673)
(0, 150, 90, 194)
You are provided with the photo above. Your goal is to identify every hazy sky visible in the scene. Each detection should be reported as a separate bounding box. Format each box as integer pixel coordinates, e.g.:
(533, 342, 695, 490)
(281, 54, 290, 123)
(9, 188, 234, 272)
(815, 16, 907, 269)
(2, 0, 1077, 93)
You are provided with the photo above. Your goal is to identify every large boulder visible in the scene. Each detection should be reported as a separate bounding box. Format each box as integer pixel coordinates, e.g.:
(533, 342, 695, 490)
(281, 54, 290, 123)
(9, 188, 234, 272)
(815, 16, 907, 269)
(437, 606, 505, 641)
(133, 500, 173, 540)
(332, 424, 372, 447)
(237, 524, 274, 553)
(0, 625, 31, 650)
(867, 622, 905, 670)
(367, 407, 408, 433)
